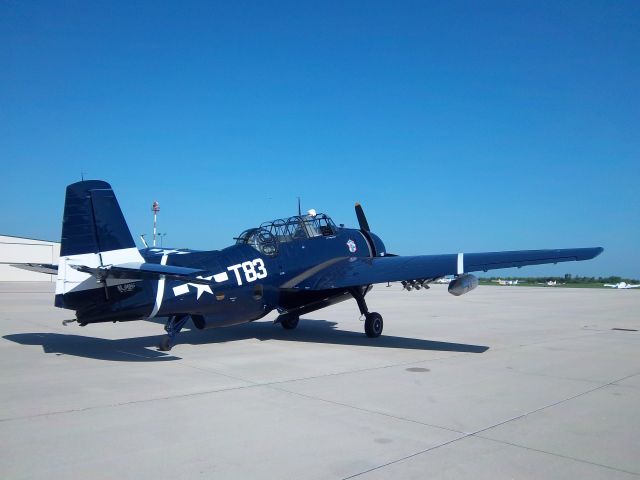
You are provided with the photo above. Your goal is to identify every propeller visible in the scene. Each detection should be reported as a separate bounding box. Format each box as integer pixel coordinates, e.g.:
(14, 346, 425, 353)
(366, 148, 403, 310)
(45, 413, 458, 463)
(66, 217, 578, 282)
(355, 202, 377, 257)
(354, 202, 398, 258)
(355, 203, 370, 232)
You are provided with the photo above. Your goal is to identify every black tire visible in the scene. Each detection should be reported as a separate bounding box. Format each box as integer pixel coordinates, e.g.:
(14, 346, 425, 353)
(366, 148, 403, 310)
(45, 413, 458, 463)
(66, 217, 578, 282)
(158, 337, 173, 351)
(364, 312, 383, 338)
(281, 314, 300, 330)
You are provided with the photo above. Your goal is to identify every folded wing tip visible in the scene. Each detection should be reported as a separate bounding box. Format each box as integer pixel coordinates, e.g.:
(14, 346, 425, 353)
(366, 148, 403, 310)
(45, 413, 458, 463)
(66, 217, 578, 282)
(589, 247, 604, 259)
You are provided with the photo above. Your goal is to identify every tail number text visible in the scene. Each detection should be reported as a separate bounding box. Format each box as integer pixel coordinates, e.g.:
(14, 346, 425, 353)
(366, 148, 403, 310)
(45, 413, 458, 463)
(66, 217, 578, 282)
(227, 259, 267, 286)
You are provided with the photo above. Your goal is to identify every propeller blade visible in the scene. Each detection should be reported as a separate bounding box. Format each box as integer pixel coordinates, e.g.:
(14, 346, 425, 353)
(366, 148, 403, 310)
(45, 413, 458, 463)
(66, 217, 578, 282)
(355, 203, 370, 232)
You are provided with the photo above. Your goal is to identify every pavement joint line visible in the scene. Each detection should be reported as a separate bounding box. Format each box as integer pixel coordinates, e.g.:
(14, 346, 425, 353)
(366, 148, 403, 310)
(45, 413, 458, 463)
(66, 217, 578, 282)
(0, 331, 627, 423)
(468, 371, 640, 437)
(171, 361, 260, 383)
(0, 355, 472, 423)
(475, 435, 640, 476)
(109, 323, 617, 387)
(7, 304, 611, 348)
(340, 371, 640, 479)
(176, 339, 511, 384)
(266, 383, 467, 436)
(3, 313, 619, 374)
(612, 378, 640, 389)
(0, 382, 260, 423)
(268, 330, 625, 386)
(464, 367, 623, 387)
(1, 319, 635, 424)
(0, 344, 568, 425)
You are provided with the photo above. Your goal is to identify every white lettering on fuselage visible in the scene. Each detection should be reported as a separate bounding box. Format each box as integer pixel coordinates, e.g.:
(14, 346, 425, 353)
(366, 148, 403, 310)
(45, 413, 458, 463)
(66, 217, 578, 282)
(228, 258, 267, 286)
(171, 259, 268, 302)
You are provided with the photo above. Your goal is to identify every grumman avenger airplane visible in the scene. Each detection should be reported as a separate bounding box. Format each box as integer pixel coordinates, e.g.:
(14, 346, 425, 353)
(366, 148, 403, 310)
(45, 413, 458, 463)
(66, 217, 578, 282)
(14, 181, 603, 351)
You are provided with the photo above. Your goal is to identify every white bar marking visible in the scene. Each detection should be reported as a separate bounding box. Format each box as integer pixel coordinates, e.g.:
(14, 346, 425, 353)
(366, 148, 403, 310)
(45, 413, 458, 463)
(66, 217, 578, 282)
(148, 254, 168, 319)
(172, 284, 190, 297)
(213, 272, 229, 283)
(56, 247, 145, 295)
(457, 253, 464, 275)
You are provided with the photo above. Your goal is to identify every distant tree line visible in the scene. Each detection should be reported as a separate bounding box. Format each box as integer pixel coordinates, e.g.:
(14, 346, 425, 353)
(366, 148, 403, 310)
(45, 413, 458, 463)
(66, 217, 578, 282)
(482, 274, 639, 284)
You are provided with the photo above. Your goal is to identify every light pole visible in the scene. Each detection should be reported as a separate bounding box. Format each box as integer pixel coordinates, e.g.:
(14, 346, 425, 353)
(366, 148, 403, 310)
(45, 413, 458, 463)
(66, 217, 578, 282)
(159, 233, 167, 247)
(152, 201, 160, 247)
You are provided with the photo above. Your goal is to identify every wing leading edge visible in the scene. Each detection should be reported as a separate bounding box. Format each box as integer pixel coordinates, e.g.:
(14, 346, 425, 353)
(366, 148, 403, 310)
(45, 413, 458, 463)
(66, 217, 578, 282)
(287, 247, 603, 290)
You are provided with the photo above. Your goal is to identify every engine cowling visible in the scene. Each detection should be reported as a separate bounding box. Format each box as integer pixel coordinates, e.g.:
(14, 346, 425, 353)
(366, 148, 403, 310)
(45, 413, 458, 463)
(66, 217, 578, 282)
(448, 274, 478, 296)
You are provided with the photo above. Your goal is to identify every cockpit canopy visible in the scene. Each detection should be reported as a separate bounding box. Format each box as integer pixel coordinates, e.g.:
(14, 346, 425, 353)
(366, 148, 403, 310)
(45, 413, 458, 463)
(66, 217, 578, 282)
(235, 213, 338, 257)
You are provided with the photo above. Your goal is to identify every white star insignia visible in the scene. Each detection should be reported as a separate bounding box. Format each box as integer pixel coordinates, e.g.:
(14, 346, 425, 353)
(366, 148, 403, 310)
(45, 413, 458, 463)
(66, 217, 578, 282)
(191, 276, 214, 299)
(172, 275, 214, 300)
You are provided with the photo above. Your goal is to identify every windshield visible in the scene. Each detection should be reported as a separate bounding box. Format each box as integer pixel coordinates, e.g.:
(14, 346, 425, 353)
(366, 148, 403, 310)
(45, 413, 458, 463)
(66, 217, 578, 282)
(234, 228, 278, 257)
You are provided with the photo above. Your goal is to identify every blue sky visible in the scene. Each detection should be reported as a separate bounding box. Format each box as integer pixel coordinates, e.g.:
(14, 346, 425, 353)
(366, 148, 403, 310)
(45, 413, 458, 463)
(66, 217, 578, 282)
(2, 1, 638, 277)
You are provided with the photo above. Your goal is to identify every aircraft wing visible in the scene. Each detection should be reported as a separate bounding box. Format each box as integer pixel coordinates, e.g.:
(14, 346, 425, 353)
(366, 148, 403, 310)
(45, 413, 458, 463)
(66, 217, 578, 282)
(284, 247, 603, 290)
(7, 263, 59, 275)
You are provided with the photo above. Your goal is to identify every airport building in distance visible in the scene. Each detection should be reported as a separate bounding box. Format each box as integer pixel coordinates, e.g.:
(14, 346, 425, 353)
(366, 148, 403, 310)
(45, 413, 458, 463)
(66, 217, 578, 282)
(0, 234, 60, 282)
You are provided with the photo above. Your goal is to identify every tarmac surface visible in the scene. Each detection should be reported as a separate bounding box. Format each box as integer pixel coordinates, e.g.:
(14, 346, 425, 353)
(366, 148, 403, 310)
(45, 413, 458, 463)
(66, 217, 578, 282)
(1, 281, 639, 479)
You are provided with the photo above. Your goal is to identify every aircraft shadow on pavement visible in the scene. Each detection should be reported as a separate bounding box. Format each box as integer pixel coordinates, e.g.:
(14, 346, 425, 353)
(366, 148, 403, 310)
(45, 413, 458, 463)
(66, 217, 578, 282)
(3, 319, 489, 362)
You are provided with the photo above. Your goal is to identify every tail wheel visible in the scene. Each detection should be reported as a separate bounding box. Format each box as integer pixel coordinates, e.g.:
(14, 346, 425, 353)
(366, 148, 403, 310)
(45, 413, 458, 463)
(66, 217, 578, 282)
(281, 314, 300, 330)
(364, 312, 383, 338)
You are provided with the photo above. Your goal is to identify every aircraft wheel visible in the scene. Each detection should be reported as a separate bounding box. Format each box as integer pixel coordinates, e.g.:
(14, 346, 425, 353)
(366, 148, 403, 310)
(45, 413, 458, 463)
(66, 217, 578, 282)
(158, 337, 173, 351)
(364, 312, 383, 338)
(281, 314, 300, 330)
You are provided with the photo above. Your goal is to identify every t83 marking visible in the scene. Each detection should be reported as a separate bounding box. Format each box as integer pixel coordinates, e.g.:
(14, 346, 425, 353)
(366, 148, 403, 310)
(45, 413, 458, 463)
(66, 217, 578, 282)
(227, 259, 267, 286)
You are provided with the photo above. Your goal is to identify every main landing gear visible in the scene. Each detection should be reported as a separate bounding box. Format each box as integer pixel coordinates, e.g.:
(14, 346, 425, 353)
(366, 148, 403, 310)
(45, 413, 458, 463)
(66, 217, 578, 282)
(158, 314, 189, 351)
(350, 287, 383, 338)
(364, 312, 383, 337)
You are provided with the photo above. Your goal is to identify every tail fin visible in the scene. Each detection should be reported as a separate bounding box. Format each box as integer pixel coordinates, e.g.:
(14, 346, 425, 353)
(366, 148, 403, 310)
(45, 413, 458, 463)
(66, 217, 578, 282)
(60, 180, 136, 256)
(56, 181, 144, 306)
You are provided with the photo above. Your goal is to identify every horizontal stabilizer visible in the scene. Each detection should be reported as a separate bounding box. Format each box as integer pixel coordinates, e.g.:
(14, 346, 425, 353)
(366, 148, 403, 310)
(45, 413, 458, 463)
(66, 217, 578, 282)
(70, 262, 211, 284)
(7, 263, 59, 275)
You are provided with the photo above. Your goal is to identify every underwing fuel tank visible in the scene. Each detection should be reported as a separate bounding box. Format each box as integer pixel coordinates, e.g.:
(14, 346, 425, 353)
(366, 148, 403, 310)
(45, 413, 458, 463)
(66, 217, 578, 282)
(448, 274, 479, 296)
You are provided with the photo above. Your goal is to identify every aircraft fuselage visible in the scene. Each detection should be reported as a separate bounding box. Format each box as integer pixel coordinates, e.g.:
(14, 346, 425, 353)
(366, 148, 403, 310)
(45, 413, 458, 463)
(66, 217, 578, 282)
(70, 227, 386, 327)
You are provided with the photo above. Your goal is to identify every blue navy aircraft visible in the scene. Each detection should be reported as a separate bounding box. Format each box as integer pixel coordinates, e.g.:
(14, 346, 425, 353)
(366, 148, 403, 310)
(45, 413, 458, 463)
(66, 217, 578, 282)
(15, 180, 603, 351)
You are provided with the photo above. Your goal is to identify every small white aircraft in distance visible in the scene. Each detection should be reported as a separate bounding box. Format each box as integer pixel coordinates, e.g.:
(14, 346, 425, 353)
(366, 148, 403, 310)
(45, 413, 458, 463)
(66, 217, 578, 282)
(604, 282, 640, 289)
(494, 279, 520, 286)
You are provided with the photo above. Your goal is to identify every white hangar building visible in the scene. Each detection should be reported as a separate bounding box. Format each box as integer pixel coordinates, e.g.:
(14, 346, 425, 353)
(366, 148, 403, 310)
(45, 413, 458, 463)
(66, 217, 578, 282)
(0, 234, 60, 282)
